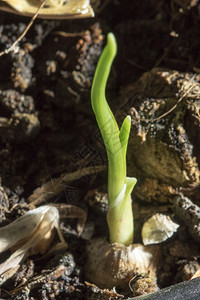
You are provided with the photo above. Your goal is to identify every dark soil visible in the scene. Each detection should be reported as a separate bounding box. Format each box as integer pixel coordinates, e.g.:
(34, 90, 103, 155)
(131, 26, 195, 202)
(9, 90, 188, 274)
(0, 0, 200, 299)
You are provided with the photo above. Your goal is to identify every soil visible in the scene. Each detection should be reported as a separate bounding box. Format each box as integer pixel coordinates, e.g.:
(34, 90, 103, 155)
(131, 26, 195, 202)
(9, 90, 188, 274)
(0, 0, 200, 299)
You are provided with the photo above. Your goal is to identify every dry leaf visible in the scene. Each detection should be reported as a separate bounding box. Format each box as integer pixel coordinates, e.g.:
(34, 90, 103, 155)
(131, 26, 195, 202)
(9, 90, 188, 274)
(0, 0, 94, 19)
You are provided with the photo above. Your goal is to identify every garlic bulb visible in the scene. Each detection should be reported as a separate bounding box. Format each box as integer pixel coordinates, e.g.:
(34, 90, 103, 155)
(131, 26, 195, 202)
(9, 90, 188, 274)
(85, 238, 159, 288)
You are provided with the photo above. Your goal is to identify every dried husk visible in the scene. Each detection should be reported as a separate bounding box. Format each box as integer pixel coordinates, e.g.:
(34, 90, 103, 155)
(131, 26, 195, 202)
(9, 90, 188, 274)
(0, 205, 65, 279)
(142, 213, 179, 246)
(0, 0, 94, 19)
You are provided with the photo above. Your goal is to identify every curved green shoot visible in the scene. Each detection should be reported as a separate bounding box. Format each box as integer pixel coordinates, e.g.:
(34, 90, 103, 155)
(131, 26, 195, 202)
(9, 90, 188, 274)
(91, 33, 137, 245)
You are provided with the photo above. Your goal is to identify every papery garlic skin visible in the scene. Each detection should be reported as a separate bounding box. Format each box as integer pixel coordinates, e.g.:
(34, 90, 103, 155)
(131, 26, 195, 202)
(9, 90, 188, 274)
(142, 213, 179, 246)
(0, 205, 58, 253)
(0, 205, 63, 277)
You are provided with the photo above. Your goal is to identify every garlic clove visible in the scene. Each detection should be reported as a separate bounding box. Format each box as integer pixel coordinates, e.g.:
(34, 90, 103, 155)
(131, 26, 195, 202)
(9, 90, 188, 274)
(85, 238, 160, 289)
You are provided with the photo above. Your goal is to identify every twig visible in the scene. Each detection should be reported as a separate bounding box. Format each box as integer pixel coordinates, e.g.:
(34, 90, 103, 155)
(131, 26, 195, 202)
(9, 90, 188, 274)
(0, 0, 47, 57)
(52, 30, 89, 38)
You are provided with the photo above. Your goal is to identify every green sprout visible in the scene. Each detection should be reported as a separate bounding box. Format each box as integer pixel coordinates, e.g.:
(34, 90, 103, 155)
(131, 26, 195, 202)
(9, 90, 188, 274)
(91, 33, 137, 246)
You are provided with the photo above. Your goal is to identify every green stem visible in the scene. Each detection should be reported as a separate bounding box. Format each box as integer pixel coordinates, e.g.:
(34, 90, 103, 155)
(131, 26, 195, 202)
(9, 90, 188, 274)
(91, 33, 137, 245)
(107, 177, 137, 245)
(91, 33, 125, 203)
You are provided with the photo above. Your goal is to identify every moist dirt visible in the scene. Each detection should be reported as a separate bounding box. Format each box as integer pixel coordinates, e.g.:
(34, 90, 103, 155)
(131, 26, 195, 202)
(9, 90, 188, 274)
(0, 0, 200, 299)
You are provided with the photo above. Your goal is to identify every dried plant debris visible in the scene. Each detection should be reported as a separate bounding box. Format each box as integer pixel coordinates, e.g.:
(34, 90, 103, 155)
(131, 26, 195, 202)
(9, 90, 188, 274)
(85, 281, 124, 299)
(173, 194, 200, 243)
(142, 213, 179, 246)
(0, 0, 94, 19)
(129, 273, 159, 297)
(27, 165, 105, 206)
(0, 202, 88, 284)
(8, 256, 82, 298)
(0, 205, 66, 284)
(0, 20, 58, 52)
(120, 68, 200, 203)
